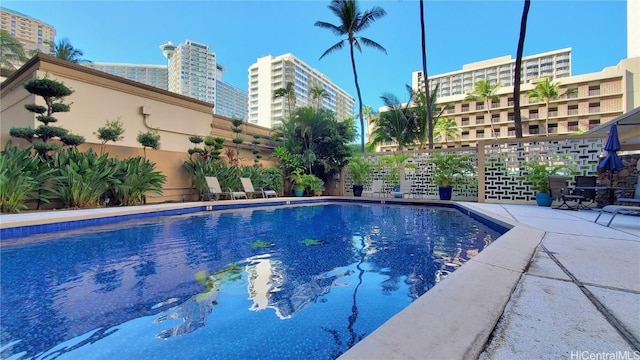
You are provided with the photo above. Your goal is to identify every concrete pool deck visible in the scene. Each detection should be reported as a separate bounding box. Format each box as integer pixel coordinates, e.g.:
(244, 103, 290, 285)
(1, 198, 639, 359)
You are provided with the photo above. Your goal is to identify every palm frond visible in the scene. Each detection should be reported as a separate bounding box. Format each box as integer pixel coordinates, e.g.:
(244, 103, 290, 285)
(358, 37, 387, 54)
(319, 41, 345, 59)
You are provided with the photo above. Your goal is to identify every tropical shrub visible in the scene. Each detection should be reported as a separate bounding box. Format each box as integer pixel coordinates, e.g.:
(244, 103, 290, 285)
(112, 156, 166, 206)
(0, 141, 55, 213)
(51, 147, 116, 208)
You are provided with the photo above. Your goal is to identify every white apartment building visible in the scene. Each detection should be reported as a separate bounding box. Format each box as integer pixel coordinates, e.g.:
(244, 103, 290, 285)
(0, 7, 55, 68)
(412, 48, 572, 98)
(247, 53, 355, 128)
(629, 0, 640, 58)
(160, 39, 217, 107)
(83, 63, 168, 90)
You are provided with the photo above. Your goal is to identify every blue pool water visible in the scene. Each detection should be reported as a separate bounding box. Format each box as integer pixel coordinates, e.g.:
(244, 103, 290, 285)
(0, 203, 504, 359)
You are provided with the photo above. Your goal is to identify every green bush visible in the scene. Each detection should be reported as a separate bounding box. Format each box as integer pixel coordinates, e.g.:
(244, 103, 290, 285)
(0, 141, 55, 213)
(112, 157, 166, 206)
(52, 148, 116, 208)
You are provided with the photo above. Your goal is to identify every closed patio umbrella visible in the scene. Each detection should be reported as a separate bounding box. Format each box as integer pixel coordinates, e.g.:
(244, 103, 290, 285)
(598, 123, 624, 174)
(598, 123, 624, 203)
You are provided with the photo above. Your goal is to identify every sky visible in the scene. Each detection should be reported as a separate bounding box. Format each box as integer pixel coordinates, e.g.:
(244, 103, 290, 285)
(4, 0, 627, 113)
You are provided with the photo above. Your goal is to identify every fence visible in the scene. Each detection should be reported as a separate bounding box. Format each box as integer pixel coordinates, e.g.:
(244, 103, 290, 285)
(343, 134, 610, 205)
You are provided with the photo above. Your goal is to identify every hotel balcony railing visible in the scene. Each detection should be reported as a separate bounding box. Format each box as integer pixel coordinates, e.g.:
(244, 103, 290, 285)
(491, 117, 500, 123)
(568, 125, 580, 131)
(567, 93, 578, 99)
(548, 128, 558, 134)
(476, 105, 485, 110)
(589, 107, 600, 113)
(476, 120, 485, 125)
(491, 103, 500, 109)
(508, 115, 515, 121)
(461, 121, 470, 126)
(588, 89, 600, 96)
(529, 114, 539, 119)
(548, 111, 558, 117)
(462, 134, 470, 139)
(568, 109, 579, 115)
(529, 129, 540, 135)
(507, 130, 516, 136)
(461, 106, 469, 112)
(508, 101, 514, 106)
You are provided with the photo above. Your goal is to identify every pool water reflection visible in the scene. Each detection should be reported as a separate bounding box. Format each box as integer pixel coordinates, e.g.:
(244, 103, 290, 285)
(0, 203, 503, 359)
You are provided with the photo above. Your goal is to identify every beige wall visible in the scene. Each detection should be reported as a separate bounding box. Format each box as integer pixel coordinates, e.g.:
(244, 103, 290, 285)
(1, 55, 278, 204)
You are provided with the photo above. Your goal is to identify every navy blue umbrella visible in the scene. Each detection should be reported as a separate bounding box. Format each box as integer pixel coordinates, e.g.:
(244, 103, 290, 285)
(598, 123, 624, 172)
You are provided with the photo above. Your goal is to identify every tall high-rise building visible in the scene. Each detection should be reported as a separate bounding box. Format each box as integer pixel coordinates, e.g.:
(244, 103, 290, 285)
(247, 53, 355, 128)
(216, 80, 248, 120)
(412, 48, 572, 99)
(160, 39, 217, 107)
(629, 0, 640, 59)
(0, 7, 55, 68)
(83, 62, 168, 90)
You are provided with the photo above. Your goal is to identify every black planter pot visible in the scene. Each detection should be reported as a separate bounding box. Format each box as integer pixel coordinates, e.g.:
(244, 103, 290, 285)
(353, 184, 364, 197)
(438, 186, 453, 200)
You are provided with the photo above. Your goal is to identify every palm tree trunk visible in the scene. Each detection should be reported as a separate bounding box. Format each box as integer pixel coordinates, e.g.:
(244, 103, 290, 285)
(513, 0, 530, 138)
(349, 38, 365, 153)
(486, 101, 496, 139)
(420, 0, 434, 149)
(545, 98, 550, 136)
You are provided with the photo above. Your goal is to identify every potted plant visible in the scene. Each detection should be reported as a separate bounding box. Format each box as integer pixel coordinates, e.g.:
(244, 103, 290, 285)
(305, 174, 325, 196)
(346, 154, 373, 197)
(429, 153, 475, 200)
(379, 153, 416, 197)
(523, 162, 571, 206)
(289, 169, 306, 197)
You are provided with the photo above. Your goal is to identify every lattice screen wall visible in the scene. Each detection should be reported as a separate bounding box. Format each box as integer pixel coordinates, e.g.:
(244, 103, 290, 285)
(342, 135, 605, 204)
(483, 137, 604, 204)
(343, 150, 478, 200)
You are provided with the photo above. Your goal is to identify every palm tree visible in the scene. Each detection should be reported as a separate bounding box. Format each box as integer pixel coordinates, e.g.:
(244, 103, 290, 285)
(46, 38, 88, 63)
(528, 78, 575, 136)
(0, 30, 28, 70)
(406, 84, 450, 150)
(419, 0, 434, 149)
(369, 92, 417, 151)
(465, 80, 501, 139)
(513, 0, 531, 138)
(315, 0, 387, 153)
(309, 85, 329, 110)
(434, 117, 460, 146)
(273, 81, 296, 119)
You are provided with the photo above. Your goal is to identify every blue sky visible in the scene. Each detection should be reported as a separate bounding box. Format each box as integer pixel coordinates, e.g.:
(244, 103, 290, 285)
(4, 0, 627, 113)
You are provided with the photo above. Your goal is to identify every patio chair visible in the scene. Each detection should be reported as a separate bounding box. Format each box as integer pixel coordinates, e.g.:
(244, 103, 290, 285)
(240, 177, 277, 199)
(594, 205, 640, 227)
(204, 177, 247, 201)
(574, 175, 598, 208)
(548, 175, 585, 210)
(391, 180, 412, 199)
(362, 180, 384, 198)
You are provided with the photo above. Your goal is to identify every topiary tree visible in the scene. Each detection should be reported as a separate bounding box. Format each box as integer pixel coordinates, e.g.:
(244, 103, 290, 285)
(251, 134, 263, 167)
(137, 130, 160, 158)
(230, 117, 244, 157)
(94, 117, 125, 155)
(10, 76, 85, 156)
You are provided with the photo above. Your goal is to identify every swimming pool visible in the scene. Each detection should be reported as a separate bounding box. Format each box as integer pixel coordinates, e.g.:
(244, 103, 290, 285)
(0, 203, 505, 359)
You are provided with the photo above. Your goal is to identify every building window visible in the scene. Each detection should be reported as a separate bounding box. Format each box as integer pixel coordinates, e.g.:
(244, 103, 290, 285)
(568, 104, 579, 115)
(477, 130, 485, 138)
(529, 109, 539, 120)
(507, 97, 514, 106)
(508, 127, 515, 136)
(461, 117, 469, 126)
(476, 102, 484, 111)
(491, 100, 500, 109)
(588, 85, 600, 96)
(462, 131, 469, 139)
(491, 114, 500, 123)
(589, 102, 600, 113)
(548, 123, 558, 134)
(476, 115, 484, 125)
(588, 119, 600, 129)
(567, 88, 578, 99)
(461, 103, 469, 112)
(567, 121, 579, 131)
(548, 107, 558, 117)
(508, 112, 514, 121)
(529, 125, 539, 135)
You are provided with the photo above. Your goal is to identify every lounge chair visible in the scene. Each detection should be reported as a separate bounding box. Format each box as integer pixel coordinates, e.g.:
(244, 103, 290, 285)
(391, 180, 412, 199)
(240, 177, 277, 199)
(594, 205, 640, 227)
(362, 179, 384, 198)
(548, 175, 586, 210)
(204, 177, 247, 201)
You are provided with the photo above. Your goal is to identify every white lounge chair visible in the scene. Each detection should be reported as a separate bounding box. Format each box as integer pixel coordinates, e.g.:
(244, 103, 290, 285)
(362, 180, 384, 198)
(240, 177, 277, 199)
(391, 180, 412, 199)
(204, 177, 247, 201)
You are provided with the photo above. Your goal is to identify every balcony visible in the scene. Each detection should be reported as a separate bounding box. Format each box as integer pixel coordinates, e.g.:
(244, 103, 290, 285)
(529, 113, 539, 120)
(568, 108, 579, 115)
(567, 92, 578, 99)
(588, 89, 600, 96)
(476, 104, 485, 111)
(589, 107, 600, 114)
(476, 119, 485, 125)
(548, 110, 558, 117)
(567, 125, 580, 131)
(491, 103, 500, 109)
